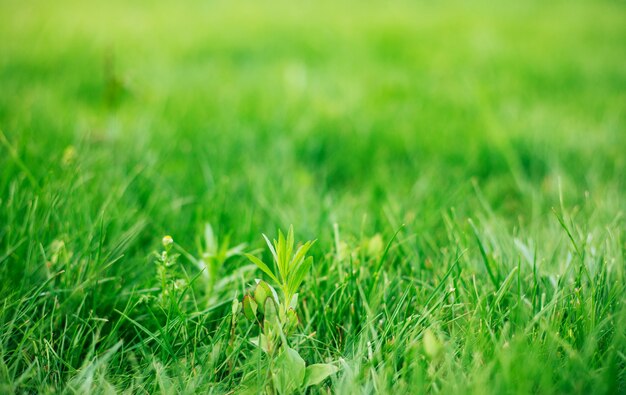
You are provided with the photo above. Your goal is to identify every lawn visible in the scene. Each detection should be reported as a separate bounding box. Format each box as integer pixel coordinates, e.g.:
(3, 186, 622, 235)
(1, 0, 625, 393)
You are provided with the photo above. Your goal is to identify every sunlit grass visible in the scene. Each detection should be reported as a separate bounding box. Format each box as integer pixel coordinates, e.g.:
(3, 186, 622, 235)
(0, 0, 625, 393)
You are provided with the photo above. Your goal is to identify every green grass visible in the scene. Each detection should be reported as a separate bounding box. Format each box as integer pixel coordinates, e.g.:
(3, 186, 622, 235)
(1, 0, 625, 393)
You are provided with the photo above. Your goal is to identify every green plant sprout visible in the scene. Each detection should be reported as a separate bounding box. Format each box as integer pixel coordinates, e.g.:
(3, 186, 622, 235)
(238, 226, 339, 393)
(154, 235, 184, 305)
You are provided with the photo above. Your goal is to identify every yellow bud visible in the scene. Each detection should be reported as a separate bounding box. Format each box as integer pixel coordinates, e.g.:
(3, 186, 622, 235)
(162, 235, 174, 248)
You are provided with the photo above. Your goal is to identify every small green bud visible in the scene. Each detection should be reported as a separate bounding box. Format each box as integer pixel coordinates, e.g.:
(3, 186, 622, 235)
(162, 235, 174, 249)
(254, 280, 273, 314)
(263, 297, 278, 325)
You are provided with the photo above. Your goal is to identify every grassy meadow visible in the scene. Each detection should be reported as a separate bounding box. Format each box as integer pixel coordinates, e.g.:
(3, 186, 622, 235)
(1, 0, 625, 393)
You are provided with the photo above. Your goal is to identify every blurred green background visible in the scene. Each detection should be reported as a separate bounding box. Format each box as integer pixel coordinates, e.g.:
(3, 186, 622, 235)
(1, 0, 625, 282)
(1, 0, 626, 392)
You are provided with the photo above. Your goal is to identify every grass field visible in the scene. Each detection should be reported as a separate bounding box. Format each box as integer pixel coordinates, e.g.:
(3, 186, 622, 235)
(1, 0, 625, 393)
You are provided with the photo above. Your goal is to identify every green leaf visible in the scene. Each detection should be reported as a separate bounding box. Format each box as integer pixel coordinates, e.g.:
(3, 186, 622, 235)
(289, 239, 315, 272)
(272, 346, 305, 394)
(288, 256, 313, 296)
(289, 293, 298, 310)
(242, 295, 258, 321)
(285, 225, 294, 271)
(245, 253, 279, 284)
(264, 298, 279, 325)
(262, 234, 280, 278)
(231, 298, 241, 316)
(261, 280, 281, 307)
(277, 229, 287, 280)
(304, 363, 339, 387)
